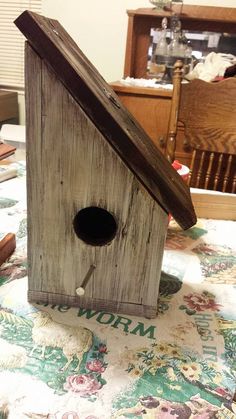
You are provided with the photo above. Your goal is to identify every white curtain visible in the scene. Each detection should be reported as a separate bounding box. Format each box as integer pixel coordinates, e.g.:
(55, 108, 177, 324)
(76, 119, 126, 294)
(0, 0, 42, 89)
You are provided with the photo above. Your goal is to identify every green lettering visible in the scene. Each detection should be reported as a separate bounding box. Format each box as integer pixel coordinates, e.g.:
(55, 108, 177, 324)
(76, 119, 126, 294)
(201, 335, 214, 341)
(195, 320, 210, 328)
(97, 312, 115, 324)
(202, 345, 217, 361)
(111, 316, 132, 332)
(77, 307, 98, 319)
(194, 313, 212, 321)
(130, 322, 156, 339)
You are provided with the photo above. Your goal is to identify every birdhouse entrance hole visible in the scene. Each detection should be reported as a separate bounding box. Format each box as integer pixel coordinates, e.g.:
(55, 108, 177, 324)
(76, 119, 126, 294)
(73, 206, 117, 246)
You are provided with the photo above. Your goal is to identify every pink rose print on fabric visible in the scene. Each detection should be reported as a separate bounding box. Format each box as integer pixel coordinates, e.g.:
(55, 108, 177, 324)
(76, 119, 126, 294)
(86, 359, 106, 373)
(179, 291, 221, 315)
(64, 374, 102, 396)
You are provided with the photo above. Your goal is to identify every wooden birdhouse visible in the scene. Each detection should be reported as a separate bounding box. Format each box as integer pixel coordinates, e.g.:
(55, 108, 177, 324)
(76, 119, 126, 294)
(15, 11, 196, 318)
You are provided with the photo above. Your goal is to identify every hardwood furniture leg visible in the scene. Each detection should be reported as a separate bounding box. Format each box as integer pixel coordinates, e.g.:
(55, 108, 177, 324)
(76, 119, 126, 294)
(0, 233, 16, 266)
(165, 60, 183, 163)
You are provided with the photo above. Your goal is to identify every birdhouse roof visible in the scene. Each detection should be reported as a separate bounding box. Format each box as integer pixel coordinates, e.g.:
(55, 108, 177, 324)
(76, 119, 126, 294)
(15, 10, 196, 230)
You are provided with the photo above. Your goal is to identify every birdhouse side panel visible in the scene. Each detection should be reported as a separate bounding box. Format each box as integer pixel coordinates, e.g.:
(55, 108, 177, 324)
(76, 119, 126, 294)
(26, 44, 168, 315)
(25, 43, 43, 288)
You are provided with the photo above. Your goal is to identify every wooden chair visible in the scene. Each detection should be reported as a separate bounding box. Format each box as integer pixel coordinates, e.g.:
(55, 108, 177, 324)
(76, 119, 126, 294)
(166, 66, 236, 194)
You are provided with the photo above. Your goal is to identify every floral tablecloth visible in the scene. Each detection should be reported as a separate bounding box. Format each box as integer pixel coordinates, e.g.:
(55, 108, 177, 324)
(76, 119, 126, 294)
(0, 164, 235, 418)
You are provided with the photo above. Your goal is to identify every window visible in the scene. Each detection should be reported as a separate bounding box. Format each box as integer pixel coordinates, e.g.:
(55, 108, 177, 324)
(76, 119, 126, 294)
(0, 0, 42, 90)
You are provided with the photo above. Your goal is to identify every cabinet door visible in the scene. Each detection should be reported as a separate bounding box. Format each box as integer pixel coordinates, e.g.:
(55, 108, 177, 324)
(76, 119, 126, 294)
(111, 84, 172, 154)
(111, 83, 193, 167)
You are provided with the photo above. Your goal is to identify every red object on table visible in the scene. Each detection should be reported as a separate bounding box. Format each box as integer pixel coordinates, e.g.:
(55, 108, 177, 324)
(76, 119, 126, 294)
(168, 161, 190, 223)
(172, 160, 190, 183)
(0, 233, 16, 266)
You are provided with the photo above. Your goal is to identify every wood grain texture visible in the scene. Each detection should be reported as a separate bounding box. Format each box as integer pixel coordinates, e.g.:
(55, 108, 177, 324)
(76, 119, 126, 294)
(123, 15, 135, 78)
(25, 44, 168, 315)
(110, 82, 172, 98)
(110, 83, 193, 168)
(110, 82, 172, 153)
(25, 42, 43, 286)
(15, 11, 196, 230)
(127, 6, 236, 23)
(191, 189, 236, 221)
(28, 291, 158, 319)
(179, 78, 236, 154)
(165, 61, 183, 163)
(178, 78, 236, 194)
(189, 150, 236, 194)
(0, 233, 16, 266)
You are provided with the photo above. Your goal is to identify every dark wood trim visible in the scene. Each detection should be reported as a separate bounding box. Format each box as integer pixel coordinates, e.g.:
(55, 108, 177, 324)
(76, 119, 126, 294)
(127, 6, 236, 24)
(28, 290, 157, 319)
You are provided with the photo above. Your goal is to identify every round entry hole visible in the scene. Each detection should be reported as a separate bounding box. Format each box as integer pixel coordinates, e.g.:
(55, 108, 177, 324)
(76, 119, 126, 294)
(73, 206, 117, 246)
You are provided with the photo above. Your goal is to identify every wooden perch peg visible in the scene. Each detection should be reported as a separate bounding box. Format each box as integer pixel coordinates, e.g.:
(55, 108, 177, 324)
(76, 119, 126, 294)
(76, 264, 96, 296)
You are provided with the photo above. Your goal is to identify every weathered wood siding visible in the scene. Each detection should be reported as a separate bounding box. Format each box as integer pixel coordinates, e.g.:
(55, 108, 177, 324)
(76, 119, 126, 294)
(26, 44, 168, 317)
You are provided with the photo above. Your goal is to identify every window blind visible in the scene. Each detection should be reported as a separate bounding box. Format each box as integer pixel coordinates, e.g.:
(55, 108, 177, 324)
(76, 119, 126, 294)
(0, 0, 42, 89)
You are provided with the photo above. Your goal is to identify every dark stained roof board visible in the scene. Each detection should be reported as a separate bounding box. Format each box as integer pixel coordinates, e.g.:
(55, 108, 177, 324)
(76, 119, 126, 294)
(15, 10, 197, 230)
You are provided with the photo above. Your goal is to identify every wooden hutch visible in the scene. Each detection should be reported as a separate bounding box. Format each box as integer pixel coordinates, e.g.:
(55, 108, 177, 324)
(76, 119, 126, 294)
(111, 5, 236, 166)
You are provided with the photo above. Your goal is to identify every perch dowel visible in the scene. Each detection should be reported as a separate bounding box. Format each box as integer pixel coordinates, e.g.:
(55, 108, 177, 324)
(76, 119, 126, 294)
(76, 264, 96, 296)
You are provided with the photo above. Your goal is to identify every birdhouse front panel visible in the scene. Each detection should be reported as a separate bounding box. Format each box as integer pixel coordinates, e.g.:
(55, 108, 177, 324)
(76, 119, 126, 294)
(26, 44, 168, 318)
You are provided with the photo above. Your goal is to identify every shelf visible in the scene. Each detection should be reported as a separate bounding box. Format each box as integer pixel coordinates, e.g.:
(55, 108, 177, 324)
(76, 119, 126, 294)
(124, 6, 236, 78)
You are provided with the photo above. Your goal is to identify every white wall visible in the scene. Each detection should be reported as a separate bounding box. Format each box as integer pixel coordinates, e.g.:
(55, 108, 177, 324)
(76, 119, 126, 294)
(42, 0, 145, 83)
(42, 0, 236, 83)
